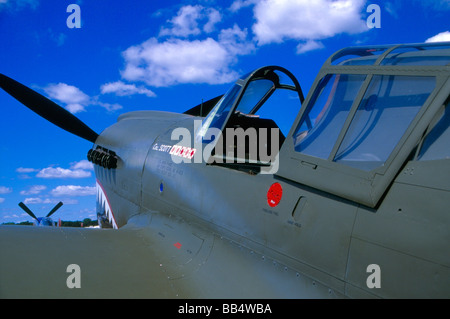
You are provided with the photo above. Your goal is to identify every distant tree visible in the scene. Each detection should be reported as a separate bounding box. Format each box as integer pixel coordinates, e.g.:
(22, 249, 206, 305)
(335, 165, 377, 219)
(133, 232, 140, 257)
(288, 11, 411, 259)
(18, 221, 34, 226)
(84, 218, 98, 227)
(60, 219, 98, 227)
(1, 219, 98, 227)
(1, 221, 33, 226)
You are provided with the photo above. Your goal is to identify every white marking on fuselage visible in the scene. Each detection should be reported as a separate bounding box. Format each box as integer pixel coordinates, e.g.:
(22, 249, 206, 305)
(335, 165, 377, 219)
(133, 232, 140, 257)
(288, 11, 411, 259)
(96, 180, 118, 229)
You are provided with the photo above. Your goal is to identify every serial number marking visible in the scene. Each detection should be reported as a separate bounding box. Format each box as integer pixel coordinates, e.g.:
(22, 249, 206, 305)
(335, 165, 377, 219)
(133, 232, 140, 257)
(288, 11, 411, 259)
(178, 303, 272, 316)
(153, 143, 197, 159)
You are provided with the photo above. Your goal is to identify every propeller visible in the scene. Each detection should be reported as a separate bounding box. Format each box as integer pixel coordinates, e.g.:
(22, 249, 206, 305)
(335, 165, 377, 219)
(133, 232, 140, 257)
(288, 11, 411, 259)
(18, 202, 38, 220)
(0, 73, 98, 143)
(18, 201, 64, 225)
(46, 201, 63, 218)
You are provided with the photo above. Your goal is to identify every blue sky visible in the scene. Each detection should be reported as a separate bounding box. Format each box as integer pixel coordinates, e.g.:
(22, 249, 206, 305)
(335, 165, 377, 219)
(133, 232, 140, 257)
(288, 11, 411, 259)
(1, 0, 449, 224)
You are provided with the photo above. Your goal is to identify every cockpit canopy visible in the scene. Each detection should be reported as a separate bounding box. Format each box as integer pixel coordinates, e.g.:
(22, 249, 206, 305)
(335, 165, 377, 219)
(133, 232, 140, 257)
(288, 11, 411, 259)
(198, 66, 304, 140)
(293, 73, 436, 171)
(277, 42, 450, 207)
(197, 66, 304, 172)
(194, 43, 449, 207)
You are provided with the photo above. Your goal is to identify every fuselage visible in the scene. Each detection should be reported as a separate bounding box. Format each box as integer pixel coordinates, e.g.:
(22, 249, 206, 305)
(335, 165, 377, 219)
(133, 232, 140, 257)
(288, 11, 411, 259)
(92, 108, 449, 298)
(2, 43, 448, 299)
(90, 44, 450, 298)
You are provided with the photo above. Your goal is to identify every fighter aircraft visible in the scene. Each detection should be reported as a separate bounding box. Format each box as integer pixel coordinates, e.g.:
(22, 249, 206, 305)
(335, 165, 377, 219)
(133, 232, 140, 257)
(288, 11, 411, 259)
(18, 201, 63, 227)
(0, 42, 449, 298)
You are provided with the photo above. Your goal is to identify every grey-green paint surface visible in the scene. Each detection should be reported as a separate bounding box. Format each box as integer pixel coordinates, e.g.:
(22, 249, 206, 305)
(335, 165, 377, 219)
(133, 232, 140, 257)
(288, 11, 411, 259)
(1, 43, 449, 298)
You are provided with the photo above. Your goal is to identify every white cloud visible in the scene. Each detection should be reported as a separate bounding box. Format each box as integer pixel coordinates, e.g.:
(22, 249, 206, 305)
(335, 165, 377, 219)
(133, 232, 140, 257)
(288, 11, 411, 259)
(425, 31, 450, 43)
(414, 0, 450, 10)
(94, 101, 123, 112)
(218, 24, 255, 56)
(70, 160, 94, 171)
(37, 167, 92, 179)
(0, 186, 12, 194)
(16, 167, 38, 173)
(119, 0, 368, 87)
(3, 214, 28, 219)
(384, 1, 399, 18)
(119, 4, 257, 88)
(15, 161, 93, 179)
(44, 83, 124, 113)
(23, 197, 53, 205)
(296, 40, 325, 54)
(44, 83, 90, 114)
(160, 5, 203, 37)
(23, 197, 78, 205)
(51, 185, 96, 197)
(252, 0, 367, 46)
(20, 185, 47, 195)
(122, 37, 239, 87)
(121, 23, 254, 87)
(0, 0, 38, 11)
(0, 198, 5, 204)
(159, 5, 221, 37)
(204, 8, 222, 33)
(230, 0, 259, 12)
(100, 81, 156, 97)
(385, 1, 450, 19)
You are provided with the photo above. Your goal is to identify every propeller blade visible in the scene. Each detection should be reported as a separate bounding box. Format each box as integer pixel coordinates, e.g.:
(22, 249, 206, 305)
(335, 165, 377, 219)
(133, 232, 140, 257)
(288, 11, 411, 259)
(0, 73, 98, 143)
(18, 202, 38, 220)
(46, 201, 63, 218)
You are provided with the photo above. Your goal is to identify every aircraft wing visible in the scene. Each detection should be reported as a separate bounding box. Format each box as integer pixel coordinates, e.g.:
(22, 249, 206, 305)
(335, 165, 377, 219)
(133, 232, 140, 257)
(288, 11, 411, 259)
(0, 217, 172, 298)
(0, 212, 341, 299)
